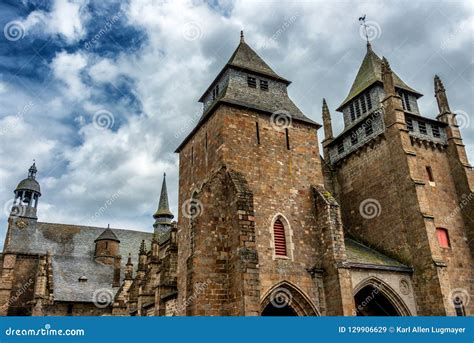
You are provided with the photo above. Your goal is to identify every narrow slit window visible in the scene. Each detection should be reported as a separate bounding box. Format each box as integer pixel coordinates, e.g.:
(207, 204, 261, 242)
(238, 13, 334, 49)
(205, 132, 208, 151)
(247, 76, 256, 88)
(337, 142, 344, 154)
(419, 122, 427, 135)
(406, 118, 414, 131)
(285, 128, 290, 150)
(403, 93, 411, 112)
(255, 122, 260, 145)
(436, 228, 450, 248)
(191, 146, 194, 165)
(67, 304, 73, 315)
(273, 219, 287, 256)
(398, 90, 406, 110)
(426, 166, 435, 182)
(360, 95, 367, 113)
(355, 100, 361, 118)
(260, 80, 268, 91)
(350, 103, 356, 121)
(366, 93, 372, 110)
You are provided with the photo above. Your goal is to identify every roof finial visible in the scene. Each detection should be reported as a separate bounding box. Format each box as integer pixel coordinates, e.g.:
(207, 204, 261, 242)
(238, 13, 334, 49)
(240, 30, 244, 43)
(358, 15, 371, 50)
(28, 161, 37, 179)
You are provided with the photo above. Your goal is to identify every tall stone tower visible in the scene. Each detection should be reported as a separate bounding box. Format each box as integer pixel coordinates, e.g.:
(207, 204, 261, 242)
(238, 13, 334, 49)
(175, 32, 353, 316)
(323, 42, 473, 315)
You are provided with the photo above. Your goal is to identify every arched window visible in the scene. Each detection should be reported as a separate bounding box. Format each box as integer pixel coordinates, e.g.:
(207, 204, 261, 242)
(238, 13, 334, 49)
(273, 219, 287, 256)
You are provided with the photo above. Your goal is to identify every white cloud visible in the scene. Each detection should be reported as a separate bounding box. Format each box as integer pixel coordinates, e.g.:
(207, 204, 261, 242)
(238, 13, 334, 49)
(22, 0, 89, 43)
(51, 51, 89, 100)
(1, 0, 473, 250)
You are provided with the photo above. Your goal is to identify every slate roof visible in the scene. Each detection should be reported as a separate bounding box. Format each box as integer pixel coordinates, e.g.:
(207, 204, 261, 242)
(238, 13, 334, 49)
(5, 221, 153, 303)
(15, 178, 41, 194)
(94, 228, 120, 242)
(337, 45, 422, 111)
(345, 237, 411, 271)
(225, 39, 290, 83)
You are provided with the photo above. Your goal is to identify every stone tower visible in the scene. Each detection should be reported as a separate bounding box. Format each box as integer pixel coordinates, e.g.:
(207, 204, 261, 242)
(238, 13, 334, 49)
(175, 32, 353, 316)
(153, 173, 174, 236)
(323, 43, 473, 316)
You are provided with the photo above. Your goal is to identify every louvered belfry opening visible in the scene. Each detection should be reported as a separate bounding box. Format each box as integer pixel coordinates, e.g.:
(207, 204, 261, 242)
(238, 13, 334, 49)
(273, 219, 287, 256)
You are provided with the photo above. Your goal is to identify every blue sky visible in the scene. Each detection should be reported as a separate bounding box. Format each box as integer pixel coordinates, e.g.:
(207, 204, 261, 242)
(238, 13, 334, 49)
(0, 0, 472, 248)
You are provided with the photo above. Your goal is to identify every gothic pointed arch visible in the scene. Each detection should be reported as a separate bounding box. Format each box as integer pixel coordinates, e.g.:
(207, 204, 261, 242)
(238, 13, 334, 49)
(270, 213, 293, 260)
(353, 276, 412, 316)
(260, 281, 319, 316)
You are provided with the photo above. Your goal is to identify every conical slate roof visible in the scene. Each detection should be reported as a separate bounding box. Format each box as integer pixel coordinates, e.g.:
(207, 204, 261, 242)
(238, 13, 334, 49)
(153, 173, 173, 219)
(336, 45, 422, 111)
(94, 227, 120, 243)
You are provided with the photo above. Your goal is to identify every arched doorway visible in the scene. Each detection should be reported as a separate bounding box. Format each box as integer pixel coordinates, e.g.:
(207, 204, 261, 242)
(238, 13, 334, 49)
(261, 281, 319, 316)
(353, 278, 411, 316)
(354, 285, 400, 316)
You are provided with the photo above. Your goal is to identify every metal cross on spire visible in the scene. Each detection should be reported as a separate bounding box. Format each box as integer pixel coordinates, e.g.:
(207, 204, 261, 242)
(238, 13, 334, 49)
(358, 14, 370, 48)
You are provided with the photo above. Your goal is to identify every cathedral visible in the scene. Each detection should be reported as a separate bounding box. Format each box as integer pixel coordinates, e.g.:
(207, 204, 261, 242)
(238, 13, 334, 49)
(0, 31, 472, 316)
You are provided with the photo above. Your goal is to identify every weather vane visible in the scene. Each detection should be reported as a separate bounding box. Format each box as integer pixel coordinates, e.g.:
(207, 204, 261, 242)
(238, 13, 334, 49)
(359, 14, 369, 45)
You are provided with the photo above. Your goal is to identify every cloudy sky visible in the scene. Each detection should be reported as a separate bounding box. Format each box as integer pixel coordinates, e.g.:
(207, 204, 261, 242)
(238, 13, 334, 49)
(0, 0, 472, 248)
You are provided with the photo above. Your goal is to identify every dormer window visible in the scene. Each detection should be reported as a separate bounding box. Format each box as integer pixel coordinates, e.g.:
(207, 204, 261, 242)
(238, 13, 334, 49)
(406, 118, 414, 131)
(337, 142, 344, 154)
(247, 76, 256, 88)
(419, 122, 427, 135)
(398, 90, 412, 112)
(260, 80, 268, 91)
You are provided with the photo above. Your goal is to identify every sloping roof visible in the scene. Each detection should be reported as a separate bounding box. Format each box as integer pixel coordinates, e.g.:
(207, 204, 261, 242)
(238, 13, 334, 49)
(94, 228, 120, 242)
(337, 45, 422, 111)
(345, 238, 409, 270)
(226, 40, 289, 83)
(5, 221, 153, 303)
(198, 38, 290, 103)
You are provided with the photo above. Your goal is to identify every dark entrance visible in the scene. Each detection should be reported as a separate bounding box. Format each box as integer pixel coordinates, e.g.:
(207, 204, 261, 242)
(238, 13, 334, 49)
(261, 302, 298, 316)
(354, 285, 400, 316)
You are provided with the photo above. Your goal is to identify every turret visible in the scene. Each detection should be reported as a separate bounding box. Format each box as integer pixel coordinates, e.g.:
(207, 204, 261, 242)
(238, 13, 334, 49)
(12, 163, 41, 219)
(94, 225, 120, 265)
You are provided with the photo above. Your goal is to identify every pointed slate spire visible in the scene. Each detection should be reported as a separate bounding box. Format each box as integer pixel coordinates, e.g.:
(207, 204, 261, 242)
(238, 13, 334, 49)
(153, 173, 174, 227)
(336, 45, 422, 111)
(322, 99, 333, 141)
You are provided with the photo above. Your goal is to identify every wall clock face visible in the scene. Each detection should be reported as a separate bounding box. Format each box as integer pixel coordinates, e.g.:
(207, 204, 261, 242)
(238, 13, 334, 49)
(16, 219, 28, 229)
